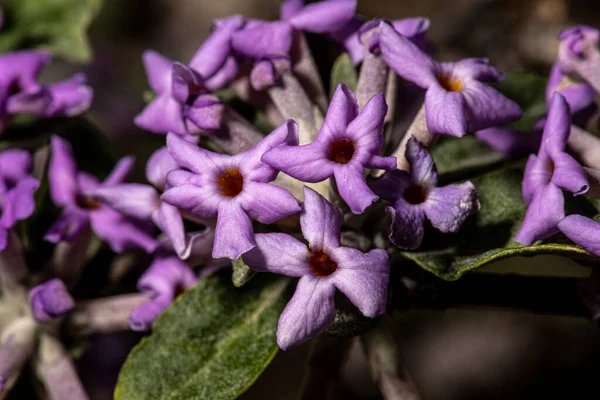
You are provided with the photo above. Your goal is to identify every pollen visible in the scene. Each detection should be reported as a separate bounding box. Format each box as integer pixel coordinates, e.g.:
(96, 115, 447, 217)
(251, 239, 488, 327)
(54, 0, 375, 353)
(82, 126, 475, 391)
(436, 74, 464, 92)
(403, 184, 428, 205)
(309, 250, 338, 277)
(217, 168, 244, 197)
(328, 138, 356, 164)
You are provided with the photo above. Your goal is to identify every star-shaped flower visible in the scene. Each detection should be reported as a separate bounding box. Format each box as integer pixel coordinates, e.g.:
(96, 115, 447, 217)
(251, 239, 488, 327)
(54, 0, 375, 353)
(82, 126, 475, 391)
(262, 84, 396, 214)
(379, 22, 521, 137)
(515, 93, 589, 245)
(161, 121, 301, 259)
(242, 187, 389, 350)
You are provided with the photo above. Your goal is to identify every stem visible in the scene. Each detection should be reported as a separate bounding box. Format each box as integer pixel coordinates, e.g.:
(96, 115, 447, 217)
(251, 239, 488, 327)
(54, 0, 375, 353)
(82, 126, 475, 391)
(568, 124, 600, 169)
(571, 52, 600, 94)
(356, 52, 389, 111)
(297, 336, 353, 400)
(392, 104, 437, 171)
(0, 318, 37, 397)
(0, 232, 28, 293)
(34, 334, 89, 400)
(51, 226, 93, 288)
(207, 107, 264, 154)
(268, 72, 321, 144)
(291, 32, 329, 114)
(66, 294, 147, 336)
(361, 324, 421, 400)
(230, 77, 285, 127)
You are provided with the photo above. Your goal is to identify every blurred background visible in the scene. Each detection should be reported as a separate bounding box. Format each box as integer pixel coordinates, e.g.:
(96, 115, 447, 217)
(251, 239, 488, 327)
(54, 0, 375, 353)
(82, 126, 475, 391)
(41, 0, 600, 399)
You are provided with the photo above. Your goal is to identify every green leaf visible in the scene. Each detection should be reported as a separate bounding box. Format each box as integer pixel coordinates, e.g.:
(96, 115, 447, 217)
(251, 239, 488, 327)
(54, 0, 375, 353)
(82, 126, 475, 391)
(115, 272, 291, 400)
(231, 258, 256, 287)
(0, 0, 102, 62)
(402, 165, 597, 280)
(492, 73, 547, 131)
(329, 53, 357, 97)
(432, 135, 504, 179)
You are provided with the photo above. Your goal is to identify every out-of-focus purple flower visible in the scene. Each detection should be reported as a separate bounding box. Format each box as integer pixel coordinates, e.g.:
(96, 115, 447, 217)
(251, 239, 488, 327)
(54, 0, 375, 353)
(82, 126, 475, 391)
(379, 22, 521, 137)
(44, 136, 157, 254)
(243, 187, 389, 350)
(89, 147, 193, 259)
(29, 279, 75, 322)
(475, 120, 544, 159)
(370, 137, 479, 249)
(42, 73, 93, 117)
(231, 0, 356, 61)
(161, 121, 301, 259)
(556, 26, 600, 92)
(129, 254, 198, 331)
(262, 84, 395, 214)
(250, 55, 292, 91)
(134, 50, 224, 136)
(358, 18, 430, 56)
(0, 149, 39, 251)
(331, 17, 431, 65)
(515, 93, 589, 245)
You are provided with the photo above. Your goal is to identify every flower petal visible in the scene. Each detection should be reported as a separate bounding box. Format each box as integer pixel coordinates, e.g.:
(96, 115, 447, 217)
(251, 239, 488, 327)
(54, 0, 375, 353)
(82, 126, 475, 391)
(90, 208, 157, 253)
(379, 22, 436, 88)
(44, 73, 93, 117)
(134, 95, 186, 135)
(522, 154, 551, 205)
(558, 215, 600, 256)
(48, 136, 77, 207)
(103, 156, 135, 186)
(330, 247, 389, 317)
(130, 295, 171, 332)
(261, 142, 332, 182)
(288, 0, 356, 33)
(166, 132, 226, 175)
(281, 0, 304, 20)
(346, 92, 387, 156)
(514, 183, 564, 246)
(146, 146, 179, 191)
(405, 137, 437, 187)
(540, 92, 571, 157)
(0, 176, 39, 228)
(424, 182, 479, 233)
(319, 84, 358, 140)
(368, 169, 410, 203)
(142, 50, 173, 94)
(242, 233, 310, 276)
(90, 184, 159, 220)
(333, 163, 378, 214)
(300, 187, 342, 251)
(386, 201, 426, 250)
(276, 275, 336, 350)
(425, 83, 467, 137)
(0, 149, 32, 184)
(44, 209, 89, 243)
(551, 152, 589, 196)
(240, 182, 300, 224)
(231, 21, 293, 58)
(452, 58, 505, 82)
(161, 184, 222, 219)
(213, 201, 255, 259)
(462, 82, 522, 132)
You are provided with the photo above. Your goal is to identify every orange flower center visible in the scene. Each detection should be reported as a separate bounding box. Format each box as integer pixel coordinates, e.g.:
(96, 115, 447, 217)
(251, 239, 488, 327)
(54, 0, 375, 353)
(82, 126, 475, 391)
(309, 250, 338, 277)
(436, 74, 464, 92)
(403, 185, 428, 205)
(328, 138, 356, 164)
(217, 168, 244, 198)
(76, 194, 102, 210)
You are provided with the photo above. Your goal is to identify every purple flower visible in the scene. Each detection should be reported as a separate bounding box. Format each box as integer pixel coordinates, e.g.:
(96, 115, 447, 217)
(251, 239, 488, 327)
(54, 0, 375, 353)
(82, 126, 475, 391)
(515, 93, 589, 245)
(129, 254, 198, 331)
(43, 73, 93, 117)
(29, 279, 75, 322)
(379, 22, 521, 137)
(331, 17, 431, 65)
(89, 147, 192, 259)
(370, 137, 479, 249)
(231, 0, 357, 60)
(262, 84, 395, 214)
(161, 121, 301, 259)
(475, 120, 545, 159)
(134, 50, 224, 136)
(556, 26, 600, 90)
(242, 187, 389, 350)
(558, 215, 600, 256)
(0, 149, 39, 251)
(45, 136, 157, 253)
